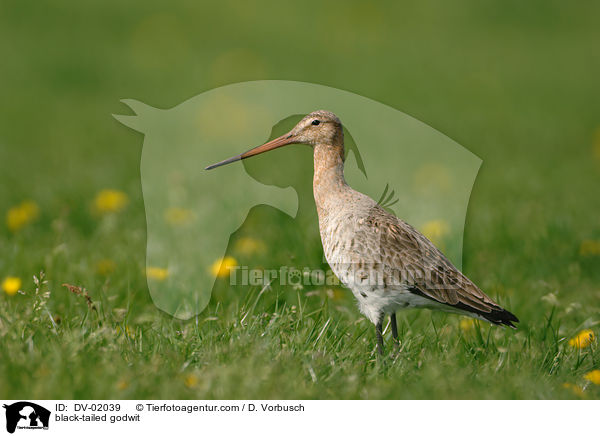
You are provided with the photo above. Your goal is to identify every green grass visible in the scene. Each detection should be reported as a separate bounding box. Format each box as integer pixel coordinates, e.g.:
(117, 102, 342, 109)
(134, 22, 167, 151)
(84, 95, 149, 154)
(1, 0, 600, 399)
(1, 267, 599, 399)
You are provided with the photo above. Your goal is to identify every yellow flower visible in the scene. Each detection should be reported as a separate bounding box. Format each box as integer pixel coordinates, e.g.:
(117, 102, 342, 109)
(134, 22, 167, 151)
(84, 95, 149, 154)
(2, 277, 22, 296)
(421, 219, 450, 246)
(184, 374, 198, 388)
(562, 382, 585, 397)
(93, 189, 128, 214)
(164, 207, 194, 226)
(579, 240, 600, 256)
(234, 237, 266, 255)
(210, 256, 238, 278)
(116, 325, 135, 338)
(6, 200, 39, 232)
(96, 259, 116, 276)
(146, 266, 169, 281)
(459, 318, 477, 332)
(584, 370, 600, 385)
(569, 329, 595, 349)
(116, 379, 129, 390)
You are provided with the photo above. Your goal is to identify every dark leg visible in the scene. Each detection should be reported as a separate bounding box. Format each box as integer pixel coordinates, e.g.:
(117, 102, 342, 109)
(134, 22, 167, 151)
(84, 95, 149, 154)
(375, 315, 384, 355)
(390, 312, 399, 344)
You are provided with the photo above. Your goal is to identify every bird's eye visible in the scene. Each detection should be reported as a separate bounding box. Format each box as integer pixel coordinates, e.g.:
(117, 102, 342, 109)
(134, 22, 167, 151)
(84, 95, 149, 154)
(311, 119, 320, 126)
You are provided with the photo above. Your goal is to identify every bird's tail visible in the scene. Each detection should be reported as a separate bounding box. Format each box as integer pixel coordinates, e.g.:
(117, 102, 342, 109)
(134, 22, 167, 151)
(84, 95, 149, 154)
(479, 307, 519, 328)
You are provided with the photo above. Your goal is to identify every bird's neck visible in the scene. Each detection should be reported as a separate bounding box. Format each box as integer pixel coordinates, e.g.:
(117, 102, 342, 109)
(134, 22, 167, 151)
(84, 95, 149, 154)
(313, 143, 348, 217)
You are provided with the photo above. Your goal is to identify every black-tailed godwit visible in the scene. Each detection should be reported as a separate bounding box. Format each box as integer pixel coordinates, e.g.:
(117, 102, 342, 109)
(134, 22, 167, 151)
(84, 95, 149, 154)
(206, 110, 518, 354)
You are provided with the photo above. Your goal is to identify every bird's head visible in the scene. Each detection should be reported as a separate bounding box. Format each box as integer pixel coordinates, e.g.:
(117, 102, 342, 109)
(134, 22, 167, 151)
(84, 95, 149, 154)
(289, 110, 343, 146)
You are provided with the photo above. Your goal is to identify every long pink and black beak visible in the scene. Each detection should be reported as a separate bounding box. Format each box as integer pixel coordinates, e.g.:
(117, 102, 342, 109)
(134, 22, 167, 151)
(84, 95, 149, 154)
(205, 132, 298, 170)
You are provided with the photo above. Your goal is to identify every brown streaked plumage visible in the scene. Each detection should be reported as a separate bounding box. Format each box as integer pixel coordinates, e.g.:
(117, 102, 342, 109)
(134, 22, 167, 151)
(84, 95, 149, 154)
(206, 110, 518, 354)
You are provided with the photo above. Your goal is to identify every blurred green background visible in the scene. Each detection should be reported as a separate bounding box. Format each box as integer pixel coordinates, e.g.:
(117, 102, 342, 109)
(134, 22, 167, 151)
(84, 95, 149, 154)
(1, 0, 599, 399)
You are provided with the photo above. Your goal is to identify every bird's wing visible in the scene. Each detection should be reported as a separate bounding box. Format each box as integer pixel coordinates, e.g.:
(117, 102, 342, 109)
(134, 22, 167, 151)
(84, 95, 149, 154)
(361, 205, 518, 326)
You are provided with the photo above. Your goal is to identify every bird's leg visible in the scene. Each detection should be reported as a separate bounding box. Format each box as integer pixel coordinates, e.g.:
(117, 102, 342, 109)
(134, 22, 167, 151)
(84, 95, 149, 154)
(375, 315, 384, 355)
(390, 312, 399, 348)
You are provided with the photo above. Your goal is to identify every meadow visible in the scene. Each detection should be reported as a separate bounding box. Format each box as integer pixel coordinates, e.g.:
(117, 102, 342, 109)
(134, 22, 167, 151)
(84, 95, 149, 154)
(1, 1, 600, 399)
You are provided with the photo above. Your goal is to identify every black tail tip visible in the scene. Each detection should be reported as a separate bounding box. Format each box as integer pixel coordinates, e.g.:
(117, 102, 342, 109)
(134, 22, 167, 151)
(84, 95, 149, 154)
(487, 309, 519, 328)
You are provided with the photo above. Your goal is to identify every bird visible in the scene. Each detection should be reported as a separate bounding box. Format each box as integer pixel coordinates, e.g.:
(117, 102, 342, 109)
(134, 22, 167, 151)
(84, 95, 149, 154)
(206, 110, 518, 354)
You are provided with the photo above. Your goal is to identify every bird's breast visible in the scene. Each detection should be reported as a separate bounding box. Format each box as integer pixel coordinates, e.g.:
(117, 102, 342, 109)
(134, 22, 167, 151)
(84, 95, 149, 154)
(319, 206, 385, 289)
